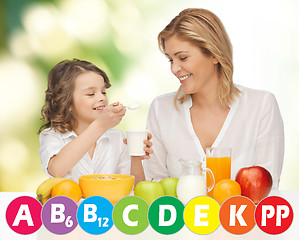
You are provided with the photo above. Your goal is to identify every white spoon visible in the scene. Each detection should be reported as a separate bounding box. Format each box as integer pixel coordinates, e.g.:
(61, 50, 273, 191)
(124, 103, 140, 110)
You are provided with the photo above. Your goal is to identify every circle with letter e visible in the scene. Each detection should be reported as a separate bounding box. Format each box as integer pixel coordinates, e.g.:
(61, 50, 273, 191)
(113, 196, 149, 234)
(184, 196, 220, 235)
(41, 196, 78, 234)
(6, 196, 42, 235)
(148, 196, 185, 235)
(255, 196, 293, 234)
(219, 196, 256, 234)
(77, 196, 114, 235)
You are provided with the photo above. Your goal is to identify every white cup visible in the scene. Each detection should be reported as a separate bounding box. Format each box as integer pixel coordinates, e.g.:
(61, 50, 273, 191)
(126, 129, 148, 156)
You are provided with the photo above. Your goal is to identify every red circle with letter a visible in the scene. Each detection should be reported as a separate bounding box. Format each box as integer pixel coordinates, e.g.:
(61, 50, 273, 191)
(6, 196, 42, 235)
(255, 196, 293, 234)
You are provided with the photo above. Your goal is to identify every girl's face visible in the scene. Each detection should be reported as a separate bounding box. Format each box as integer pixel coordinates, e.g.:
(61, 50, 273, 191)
(164, 35, 219, 95)
(71, 71, 108, 129)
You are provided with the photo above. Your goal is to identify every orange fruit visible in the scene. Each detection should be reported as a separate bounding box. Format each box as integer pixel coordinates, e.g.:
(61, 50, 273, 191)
(51, 179, 82, 203)
(213, 179, 241, 205)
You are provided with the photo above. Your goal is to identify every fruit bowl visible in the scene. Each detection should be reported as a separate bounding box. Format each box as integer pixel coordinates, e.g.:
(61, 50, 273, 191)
(79, 174, 134, 205)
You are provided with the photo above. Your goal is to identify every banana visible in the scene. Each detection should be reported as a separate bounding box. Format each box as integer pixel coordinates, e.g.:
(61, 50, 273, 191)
(36, 177, 65, 200)
(36, 195, 51, 205)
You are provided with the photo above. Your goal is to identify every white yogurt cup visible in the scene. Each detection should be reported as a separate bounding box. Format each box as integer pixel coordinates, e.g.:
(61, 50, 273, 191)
(126, 129, 148, 156)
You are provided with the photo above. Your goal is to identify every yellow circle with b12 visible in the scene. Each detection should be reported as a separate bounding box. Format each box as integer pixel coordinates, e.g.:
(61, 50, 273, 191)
(183, 196, 220, 235)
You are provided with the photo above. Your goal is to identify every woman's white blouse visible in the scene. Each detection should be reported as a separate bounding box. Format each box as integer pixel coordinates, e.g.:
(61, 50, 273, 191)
(39, 128, 130, 183)
(143, 85, 284, 189)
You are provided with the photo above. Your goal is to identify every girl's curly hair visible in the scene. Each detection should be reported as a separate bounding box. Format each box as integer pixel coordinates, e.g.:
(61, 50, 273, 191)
(38, 59, 111, 134)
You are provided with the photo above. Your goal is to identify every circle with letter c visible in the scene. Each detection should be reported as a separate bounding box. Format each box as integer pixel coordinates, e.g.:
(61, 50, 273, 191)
(184, 196, 220, 235)
(113, 196, 149, 234)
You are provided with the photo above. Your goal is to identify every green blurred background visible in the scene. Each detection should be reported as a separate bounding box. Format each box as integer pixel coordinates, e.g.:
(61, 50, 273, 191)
(0, 0, 298, 191)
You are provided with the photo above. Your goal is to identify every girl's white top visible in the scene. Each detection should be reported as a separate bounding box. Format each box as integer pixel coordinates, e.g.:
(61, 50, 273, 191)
(143, 85, 284, 189)
(39, 128, 130, 183)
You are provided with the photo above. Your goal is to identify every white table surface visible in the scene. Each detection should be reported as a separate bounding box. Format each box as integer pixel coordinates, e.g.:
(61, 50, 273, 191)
(1, 190, 298, 240)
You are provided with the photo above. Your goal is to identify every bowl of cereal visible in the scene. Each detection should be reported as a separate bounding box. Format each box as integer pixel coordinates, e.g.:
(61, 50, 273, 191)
(79, 174, 134, 205)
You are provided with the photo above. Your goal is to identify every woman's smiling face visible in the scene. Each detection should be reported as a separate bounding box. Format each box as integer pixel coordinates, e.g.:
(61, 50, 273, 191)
(164, 35, 219, 95)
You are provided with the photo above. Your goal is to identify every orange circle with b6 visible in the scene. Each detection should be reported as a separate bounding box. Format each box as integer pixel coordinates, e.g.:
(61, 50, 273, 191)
(183, 196, 220, 235)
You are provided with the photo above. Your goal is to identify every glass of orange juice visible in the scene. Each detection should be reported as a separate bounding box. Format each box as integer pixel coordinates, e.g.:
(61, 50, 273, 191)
(206, 147, 231, 197)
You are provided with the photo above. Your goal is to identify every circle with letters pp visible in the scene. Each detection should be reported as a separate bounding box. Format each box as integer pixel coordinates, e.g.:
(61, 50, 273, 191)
(148, 196, 185, 235)
(113, 196, 149, 234)
(6, 196, 42, 234)
(255, 196, 293, 234)
(77, 196, 114, 235)
(41, 196, 78, 234)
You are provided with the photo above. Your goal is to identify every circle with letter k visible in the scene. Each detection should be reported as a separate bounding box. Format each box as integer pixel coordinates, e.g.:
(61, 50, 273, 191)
(219, 196, 256, 234)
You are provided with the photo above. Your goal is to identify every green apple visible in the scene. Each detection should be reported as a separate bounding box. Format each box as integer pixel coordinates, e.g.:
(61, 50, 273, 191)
(134, 180, 164, 205)
(159, 177, 179, 197)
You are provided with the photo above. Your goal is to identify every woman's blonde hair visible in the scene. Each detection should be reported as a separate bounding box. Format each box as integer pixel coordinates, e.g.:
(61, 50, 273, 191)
(158, 8, 240, 107)
(38, 59, 111, 134)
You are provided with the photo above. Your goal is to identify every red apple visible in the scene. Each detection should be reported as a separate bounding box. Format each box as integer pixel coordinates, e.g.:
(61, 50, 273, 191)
(235, 166, 273, 204)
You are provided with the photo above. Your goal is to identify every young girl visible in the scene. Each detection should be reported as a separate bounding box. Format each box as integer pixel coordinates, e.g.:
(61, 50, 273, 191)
(38, 59, 152, 185)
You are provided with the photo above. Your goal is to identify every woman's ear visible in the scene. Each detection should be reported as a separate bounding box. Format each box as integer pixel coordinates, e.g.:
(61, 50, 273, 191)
(212, 56, 219, 64)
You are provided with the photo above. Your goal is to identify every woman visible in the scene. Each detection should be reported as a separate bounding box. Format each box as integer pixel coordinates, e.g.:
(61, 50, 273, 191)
(143, 8, 284, 189)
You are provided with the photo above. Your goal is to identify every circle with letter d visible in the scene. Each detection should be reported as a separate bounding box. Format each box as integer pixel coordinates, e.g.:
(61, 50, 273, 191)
(184, 196, 220, 235)
(113, 196, 149, 234)
(148, 196, 185, 235)
(77, 196, 113, 235)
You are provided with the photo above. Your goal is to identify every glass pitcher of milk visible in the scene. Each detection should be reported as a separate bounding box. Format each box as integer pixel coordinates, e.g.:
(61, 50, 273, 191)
(176, 159, 215, 205)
